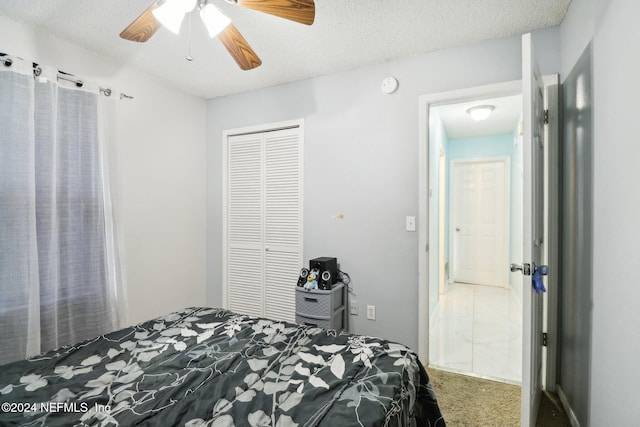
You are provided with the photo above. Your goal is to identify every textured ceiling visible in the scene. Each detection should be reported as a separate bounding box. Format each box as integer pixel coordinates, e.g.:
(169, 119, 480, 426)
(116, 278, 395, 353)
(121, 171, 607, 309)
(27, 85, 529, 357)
(0, 0, 570, 99)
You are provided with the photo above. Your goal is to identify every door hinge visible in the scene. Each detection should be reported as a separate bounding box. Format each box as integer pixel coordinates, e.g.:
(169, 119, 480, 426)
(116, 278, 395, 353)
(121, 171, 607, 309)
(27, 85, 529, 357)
(426, 244, 429, 252)
(544, 109, 549, 125)
(542, 332, 548, 347)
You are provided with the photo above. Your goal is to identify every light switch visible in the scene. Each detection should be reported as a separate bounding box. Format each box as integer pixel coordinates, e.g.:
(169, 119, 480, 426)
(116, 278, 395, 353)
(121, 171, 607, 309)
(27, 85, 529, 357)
(406, 216, 416, 232)
(366, 305, 376, 320)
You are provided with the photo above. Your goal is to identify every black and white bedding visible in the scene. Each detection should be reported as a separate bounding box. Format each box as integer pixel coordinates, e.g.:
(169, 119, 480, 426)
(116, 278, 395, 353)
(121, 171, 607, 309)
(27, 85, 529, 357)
(0, 307, 444, 426)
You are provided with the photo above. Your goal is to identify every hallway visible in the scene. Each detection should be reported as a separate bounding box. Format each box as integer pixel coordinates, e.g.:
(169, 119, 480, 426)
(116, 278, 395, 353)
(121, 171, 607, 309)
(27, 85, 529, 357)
(429, 282, 522, 383)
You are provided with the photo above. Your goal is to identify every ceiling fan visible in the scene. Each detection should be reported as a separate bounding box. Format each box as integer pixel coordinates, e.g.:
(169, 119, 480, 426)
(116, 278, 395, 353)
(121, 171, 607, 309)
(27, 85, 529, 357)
(120, 0, 315, 70)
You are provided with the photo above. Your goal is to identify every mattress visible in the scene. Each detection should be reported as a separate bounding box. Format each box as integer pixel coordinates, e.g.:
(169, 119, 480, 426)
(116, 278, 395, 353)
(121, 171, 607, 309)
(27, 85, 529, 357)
(0, 307, 444, 426)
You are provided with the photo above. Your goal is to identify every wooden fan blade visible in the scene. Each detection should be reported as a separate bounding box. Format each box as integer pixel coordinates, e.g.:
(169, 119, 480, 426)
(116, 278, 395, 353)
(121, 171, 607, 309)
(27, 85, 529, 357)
(218, 24, 262, 70)
(237, 0, 315, 25)
(120, 2, 160, 42)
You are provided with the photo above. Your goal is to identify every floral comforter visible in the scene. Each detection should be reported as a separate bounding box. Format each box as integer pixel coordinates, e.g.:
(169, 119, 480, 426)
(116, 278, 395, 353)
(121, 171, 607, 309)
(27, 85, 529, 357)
(0, 307, 444, 426)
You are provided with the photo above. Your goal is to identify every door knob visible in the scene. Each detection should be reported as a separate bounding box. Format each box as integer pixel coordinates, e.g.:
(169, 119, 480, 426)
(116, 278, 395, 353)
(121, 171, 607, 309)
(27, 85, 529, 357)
(455, 227, 461, 232)
(510, 263, 531, 275)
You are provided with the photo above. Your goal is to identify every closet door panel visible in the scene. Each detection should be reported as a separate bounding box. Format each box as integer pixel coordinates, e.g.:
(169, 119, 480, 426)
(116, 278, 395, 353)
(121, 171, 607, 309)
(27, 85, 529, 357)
(263, 129, 302, 321)
(226, 134, 263, 316)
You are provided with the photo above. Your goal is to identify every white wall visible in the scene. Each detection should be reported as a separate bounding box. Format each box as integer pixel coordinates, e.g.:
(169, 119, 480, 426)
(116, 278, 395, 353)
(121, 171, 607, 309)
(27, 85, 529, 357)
(560, 0, 640, 424)
(207, 28, 561, 350)
(0, 16, 207, 327)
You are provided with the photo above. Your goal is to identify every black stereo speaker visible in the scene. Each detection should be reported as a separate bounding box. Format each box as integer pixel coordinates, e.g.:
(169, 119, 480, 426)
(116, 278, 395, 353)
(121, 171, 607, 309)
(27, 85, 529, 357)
(297, 268, 309, 287)
(309, 257, 338, 290)
(319, 270, 333, 290)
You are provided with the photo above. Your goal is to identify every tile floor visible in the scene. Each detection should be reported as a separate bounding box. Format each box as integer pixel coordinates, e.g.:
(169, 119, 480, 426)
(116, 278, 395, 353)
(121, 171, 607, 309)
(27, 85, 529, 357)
(428, 282, 522, 384)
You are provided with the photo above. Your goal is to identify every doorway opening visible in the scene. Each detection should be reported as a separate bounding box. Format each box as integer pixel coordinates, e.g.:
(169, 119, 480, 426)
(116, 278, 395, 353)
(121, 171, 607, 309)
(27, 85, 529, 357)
(418, 36, 560, 427)
(427, 95, 524, 384)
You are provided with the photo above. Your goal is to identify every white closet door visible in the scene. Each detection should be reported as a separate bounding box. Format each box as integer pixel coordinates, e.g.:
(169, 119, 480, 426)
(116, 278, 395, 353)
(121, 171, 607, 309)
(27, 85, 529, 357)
(227, 133, 264, 317)
(225, 124, 303, 322)
(263, 129, 302, 322)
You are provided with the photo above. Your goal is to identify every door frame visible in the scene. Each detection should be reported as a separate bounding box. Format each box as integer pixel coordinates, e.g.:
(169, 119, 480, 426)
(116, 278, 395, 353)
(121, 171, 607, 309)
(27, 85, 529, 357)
(418, 79, 522, 364)
(449, 157, 511, 289)
(438, 148, 446, 294)
(417, 77, 558, 378)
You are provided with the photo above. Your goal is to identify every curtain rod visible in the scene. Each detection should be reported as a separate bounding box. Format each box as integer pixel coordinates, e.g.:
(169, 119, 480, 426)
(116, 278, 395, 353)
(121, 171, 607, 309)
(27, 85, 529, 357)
(33, 66, 112, 97)
(2, 55, 133, 100)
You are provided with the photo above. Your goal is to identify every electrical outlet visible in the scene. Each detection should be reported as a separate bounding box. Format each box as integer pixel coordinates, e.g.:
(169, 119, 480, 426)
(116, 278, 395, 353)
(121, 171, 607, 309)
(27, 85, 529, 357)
(366, 305, 376, 320)
(406, 216, 416, 231)
(350, 300, 358, 315)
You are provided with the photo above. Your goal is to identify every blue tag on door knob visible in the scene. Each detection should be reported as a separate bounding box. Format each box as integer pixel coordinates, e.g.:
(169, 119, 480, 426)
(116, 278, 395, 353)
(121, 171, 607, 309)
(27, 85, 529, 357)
(532, 265, 548, 293)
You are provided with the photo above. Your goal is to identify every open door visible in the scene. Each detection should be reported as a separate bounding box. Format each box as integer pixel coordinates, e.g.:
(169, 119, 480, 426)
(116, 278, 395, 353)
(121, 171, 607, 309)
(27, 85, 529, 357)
(519, 33, 546, 427)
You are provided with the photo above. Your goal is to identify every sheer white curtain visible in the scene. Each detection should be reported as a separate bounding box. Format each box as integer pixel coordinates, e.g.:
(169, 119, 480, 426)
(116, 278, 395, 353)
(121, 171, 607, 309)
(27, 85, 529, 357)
(0, 56, 119, 365)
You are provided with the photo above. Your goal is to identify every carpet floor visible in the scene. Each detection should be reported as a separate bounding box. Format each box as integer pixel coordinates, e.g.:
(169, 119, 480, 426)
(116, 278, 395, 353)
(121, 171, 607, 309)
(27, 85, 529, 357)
(427, 368, 571, 426)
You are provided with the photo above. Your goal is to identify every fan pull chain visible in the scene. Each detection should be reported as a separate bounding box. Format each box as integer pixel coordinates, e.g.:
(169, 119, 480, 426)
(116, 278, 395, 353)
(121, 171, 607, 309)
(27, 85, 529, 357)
(186, 14, 194, 62)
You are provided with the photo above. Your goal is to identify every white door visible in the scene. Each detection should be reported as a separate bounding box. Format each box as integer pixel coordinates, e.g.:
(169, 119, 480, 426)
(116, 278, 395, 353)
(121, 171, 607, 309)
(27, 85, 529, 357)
(227, 132, 264, 317)
(225, 124, 303, 323)
(520, 33, 546, 427)
(451, 159, 508, 287)
(262, 129, 304, 321)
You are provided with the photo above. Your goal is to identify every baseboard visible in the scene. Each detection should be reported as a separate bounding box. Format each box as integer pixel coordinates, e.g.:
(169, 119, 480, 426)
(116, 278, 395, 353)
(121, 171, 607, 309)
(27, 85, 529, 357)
(427, 364, 521, 386)
(557, 385, 581, 427)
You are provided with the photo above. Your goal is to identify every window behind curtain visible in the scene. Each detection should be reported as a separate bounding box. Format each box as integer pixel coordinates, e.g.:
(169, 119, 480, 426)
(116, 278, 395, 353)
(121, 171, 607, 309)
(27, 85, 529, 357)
(0, 58, 117, 365)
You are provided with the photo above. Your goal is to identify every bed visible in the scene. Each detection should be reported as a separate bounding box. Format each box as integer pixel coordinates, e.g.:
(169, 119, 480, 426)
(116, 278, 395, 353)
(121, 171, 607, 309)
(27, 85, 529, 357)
(0, 307, 444, 426)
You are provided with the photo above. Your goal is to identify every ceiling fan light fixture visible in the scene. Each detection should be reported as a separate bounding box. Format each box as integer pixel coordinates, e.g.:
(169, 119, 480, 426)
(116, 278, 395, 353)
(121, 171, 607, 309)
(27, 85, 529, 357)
(200, 2, 231, 37)
(467, 105, 495, 121)
(152, 0, 197, 34)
